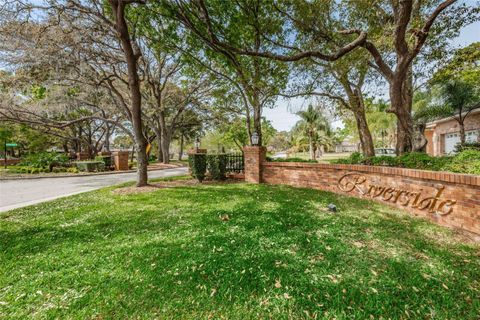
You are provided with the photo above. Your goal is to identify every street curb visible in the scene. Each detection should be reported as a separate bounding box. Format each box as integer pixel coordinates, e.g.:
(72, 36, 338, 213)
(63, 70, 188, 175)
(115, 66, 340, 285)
(0, 165, 187, 181)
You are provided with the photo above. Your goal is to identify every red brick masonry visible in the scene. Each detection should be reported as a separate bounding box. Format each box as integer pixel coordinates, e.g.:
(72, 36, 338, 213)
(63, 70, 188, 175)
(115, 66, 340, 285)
(244, 147, 480, 236)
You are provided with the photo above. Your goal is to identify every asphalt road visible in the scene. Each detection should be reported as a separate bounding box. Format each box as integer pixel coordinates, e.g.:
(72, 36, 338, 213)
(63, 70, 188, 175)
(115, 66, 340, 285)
(0, 167, 188, 212)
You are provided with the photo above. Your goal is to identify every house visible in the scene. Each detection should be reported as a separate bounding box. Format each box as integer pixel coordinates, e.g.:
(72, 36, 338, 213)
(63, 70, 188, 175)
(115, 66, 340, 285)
(425, 108, 480, 156)
(335, 140, 359, 153)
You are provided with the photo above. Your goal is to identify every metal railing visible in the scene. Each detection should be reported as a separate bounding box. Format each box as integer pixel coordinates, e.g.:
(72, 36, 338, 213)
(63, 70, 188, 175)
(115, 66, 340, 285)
(225, 152, 244, 173)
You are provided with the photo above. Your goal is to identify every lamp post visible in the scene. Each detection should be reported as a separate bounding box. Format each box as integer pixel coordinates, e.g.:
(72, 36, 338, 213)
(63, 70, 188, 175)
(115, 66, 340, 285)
(194, 137, 200, 152)
(251, 131, 259, 146)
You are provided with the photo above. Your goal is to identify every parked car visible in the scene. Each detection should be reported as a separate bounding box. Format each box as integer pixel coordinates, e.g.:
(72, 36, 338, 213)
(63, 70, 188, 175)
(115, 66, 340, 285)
(375, 148, 396, 156)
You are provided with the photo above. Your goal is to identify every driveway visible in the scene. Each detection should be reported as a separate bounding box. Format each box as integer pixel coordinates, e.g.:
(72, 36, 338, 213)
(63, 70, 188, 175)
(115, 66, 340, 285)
(0, 167, 188, 212)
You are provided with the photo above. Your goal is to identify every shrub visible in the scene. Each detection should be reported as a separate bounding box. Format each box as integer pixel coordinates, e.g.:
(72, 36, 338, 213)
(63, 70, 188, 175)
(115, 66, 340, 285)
(454, 142, 480, 152)
(207, 154, 227, 180)
(332, 152, 364, 164)
(188, 154, 207, 182)
(30, 168, 40, 174)
(52, 167, 67, 173)
(443, 149, 480, 175)
(67, 167, 79, 173)
(363, 156, 398, 167)
(95, 155, 112, 168)
(20, 152, 69, 170)
(267, 157, 317, 163)
(76, 161, 104, 172)
(128, 161, 136, 169)
(395, 152, 448, 171)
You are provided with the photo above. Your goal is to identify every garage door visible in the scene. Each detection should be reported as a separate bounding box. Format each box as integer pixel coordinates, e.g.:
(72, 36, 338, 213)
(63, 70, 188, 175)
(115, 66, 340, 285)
(466, 130, 479, 143)
(445, 133, 460, 154)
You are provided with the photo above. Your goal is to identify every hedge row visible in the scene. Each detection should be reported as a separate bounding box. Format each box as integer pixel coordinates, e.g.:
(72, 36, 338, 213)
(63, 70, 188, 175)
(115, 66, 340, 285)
(188, 154, 228, 182)
(332, 149, 480, 175)
(266, 157, 317, 163)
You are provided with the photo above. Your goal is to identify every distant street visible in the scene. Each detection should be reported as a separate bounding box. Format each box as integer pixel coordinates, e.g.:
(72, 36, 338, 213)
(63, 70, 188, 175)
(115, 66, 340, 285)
(0, 167, 188, 212)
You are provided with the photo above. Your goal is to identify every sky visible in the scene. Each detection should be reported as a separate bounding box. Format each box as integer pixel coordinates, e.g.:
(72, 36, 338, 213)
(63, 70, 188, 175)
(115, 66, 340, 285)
(263, 20, 480, 132)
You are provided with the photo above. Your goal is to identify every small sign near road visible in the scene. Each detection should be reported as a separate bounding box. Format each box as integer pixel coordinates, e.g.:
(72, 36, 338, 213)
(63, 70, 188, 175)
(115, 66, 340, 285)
(5, 143, 18, 147)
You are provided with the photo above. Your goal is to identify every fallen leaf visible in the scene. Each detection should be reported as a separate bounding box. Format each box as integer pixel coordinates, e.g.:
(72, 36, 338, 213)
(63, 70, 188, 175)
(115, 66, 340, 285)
(210, 288, 217, 297)
(275, 280, 282, 288)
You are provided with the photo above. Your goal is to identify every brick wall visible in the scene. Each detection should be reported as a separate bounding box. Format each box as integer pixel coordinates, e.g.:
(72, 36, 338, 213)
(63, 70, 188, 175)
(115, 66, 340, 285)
(243, 147, 480, 236)
(262, 162, 480, 235)
(1, 158, 21, 166)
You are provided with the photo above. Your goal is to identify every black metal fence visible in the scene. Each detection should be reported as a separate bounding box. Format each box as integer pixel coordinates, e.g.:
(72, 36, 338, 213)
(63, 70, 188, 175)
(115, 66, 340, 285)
(225, 152, 244, 173)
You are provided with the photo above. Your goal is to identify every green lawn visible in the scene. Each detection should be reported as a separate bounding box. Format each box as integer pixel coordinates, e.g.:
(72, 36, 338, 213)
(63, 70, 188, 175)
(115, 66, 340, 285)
(1, 179, 479, 319)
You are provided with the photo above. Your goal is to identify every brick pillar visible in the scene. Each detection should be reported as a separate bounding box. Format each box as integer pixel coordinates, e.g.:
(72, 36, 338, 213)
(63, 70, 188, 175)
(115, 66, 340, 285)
(243, 146, 266, 183)
(76, 152, 90, 160)
(97, 151, 112, 157)
(187, 148, 207, 155)
(112, 151, 129, 171)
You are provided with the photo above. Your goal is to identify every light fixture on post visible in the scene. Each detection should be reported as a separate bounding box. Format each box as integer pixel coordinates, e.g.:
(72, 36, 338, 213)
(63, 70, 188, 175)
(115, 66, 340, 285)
(195, 137, 200, 152)
(194, 137, 200, 152)
(251, 131, 259, 146)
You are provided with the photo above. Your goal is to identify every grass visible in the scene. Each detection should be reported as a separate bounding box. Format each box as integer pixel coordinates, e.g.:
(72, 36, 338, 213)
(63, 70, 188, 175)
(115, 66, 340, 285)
(1, 179, 479, 319)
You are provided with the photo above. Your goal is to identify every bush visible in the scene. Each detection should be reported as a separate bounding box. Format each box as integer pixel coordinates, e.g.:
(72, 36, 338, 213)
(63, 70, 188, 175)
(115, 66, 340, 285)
(207, 154, 227, 180)
(188, 154, 207, 182)
(332, 152, 364, 164)
(443, 149, 480, 175)
(128, 161, 136, 169)
(76, 161, 104, 172)
(67, 167, 79, 173)
(362, 156, 398, 167)
(454, 142, 480, 152)
(395, 152, 447, 171)
(20, 152, 69, 171)
(267, 157, 317, 163)
(52, 167, 68, 173)
(95, 155, 112, 168)
(148, 154, 157, 163)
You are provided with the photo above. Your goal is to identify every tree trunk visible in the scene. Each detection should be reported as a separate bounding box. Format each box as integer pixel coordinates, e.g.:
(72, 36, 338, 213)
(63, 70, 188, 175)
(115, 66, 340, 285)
(161, 130, 171, 164)
(109, 0, 148, 186)
(353, 108, 375, 157)
(390, 73, 415, 155)
(156, 134, 163, 162)
(179, 134, 184, 160)
(104, 125, 111, 152)
(309, 137, 314, 160)
(459, 121, 466, 145)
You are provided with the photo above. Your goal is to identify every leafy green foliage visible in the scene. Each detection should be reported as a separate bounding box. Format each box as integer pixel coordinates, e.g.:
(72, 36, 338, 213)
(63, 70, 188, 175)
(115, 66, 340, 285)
(334, 152, 364, 164)
(75, 161, 105, 172)
(95, 155, 113, 168)
(266, 157, 317, 163)
(1, 182, 479, 319)
(442, 149, 480, 175)
(455, 142, 480, 152)
(206, 154, 227, 180)
(395, 152, 450, 171)
(188, 153, 207, 182)
(20, 152, 69, 170)
(433, 42, 480, 85)
(333, 151, 480, 174)
(6, 166, 50, 174)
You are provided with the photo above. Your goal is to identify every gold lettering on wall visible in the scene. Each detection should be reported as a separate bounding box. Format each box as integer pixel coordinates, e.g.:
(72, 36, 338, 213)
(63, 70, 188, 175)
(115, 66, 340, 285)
(338, 173, 455, 215)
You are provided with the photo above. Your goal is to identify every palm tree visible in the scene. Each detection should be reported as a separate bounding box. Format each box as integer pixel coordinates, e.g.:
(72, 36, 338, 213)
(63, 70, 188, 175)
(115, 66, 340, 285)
(295, 104, 331, 160)
(415, 80, 479, 146)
